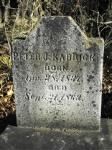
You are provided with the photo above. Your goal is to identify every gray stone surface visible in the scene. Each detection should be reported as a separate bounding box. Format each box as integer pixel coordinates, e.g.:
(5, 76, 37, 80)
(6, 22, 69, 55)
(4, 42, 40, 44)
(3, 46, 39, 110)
(12, 16, 104, 129)
(0, 119, 112, 150)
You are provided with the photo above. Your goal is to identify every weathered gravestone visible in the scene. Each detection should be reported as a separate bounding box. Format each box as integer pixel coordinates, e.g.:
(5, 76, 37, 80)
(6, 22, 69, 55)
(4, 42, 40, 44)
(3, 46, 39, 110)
(12, 16, 104, 130)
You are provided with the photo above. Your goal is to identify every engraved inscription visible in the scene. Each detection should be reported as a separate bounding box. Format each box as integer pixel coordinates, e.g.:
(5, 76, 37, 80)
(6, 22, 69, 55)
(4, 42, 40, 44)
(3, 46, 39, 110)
(15, 73, 82, 84)
(48, 84, 67, 91)
(24, 90, 83, 105)
(13, 52, 97, 62)
(45, 64, 68, 71)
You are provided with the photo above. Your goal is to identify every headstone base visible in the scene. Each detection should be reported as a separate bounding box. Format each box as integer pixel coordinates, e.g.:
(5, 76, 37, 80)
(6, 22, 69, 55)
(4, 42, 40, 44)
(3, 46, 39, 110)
(0, 119, 112, 150)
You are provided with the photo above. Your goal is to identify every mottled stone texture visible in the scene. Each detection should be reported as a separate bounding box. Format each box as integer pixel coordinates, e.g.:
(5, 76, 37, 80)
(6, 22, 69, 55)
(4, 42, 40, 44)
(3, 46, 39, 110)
(12, 16, 104, 130)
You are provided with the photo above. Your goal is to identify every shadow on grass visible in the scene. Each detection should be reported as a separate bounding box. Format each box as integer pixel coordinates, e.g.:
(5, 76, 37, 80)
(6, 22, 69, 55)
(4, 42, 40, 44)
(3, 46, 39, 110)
(102, 93, 112, 119)
(0, 113, 17, 134)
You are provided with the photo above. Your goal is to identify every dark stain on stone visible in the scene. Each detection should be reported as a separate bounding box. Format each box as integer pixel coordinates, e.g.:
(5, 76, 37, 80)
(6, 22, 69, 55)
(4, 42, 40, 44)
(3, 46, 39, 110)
(55, 112, 58, 115)
(78, 33, 81, 36)
(89, 75, 94, 80)
(82, 42, 85, 45)
(77, 103, 80, 106)
(89, 87, 92, 90)
(87, 75, 94, 82)
(15, 65, 18, 68)
(93, 104, 96, 107)
(63, 129, 66, 132)
(92, 101, 96, 107)
(54, 116, 57, 119)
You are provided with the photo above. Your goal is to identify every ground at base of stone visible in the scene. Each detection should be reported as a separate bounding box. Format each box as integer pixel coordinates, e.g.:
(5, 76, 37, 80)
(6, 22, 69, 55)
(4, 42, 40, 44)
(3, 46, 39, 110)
(0, 119, 112, 150)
